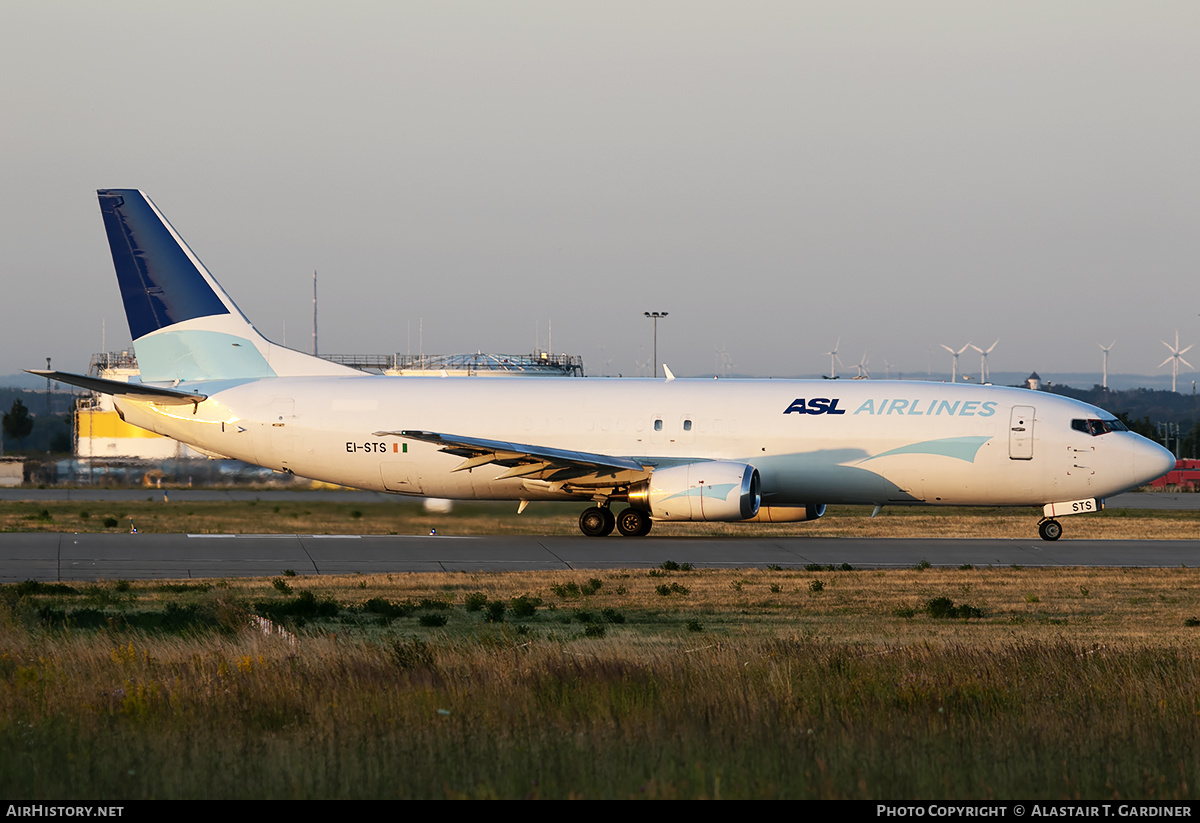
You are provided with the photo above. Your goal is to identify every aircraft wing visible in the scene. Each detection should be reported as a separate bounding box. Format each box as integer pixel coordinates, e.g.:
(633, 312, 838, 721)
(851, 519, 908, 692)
(373, 429, 648, 484)
(27, 370, 208, 405)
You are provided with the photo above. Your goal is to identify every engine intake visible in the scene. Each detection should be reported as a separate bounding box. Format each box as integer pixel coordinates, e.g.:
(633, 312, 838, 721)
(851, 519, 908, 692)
(628, 461, 760, 521)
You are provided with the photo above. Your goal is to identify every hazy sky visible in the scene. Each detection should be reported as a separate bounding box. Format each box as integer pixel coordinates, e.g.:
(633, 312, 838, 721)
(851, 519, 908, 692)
(2, 2, 1197, 384)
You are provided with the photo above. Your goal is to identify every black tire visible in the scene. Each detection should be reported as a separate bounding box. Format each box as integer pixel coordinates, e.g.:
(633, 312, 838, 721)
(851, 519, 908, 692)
(579, 506, 612, 537)
(637, 515, 653, 536)
(616, 507, 650, 537)
(599, 507, 615, 536)
(1039, 519, 1062, 541)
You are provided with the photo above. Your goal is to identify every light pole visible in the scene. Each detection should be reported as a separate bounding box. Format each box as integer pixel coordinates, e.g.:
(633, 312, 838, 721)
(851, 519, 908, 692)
(46, 357, 51, 456)
(643, 312, 668, 378)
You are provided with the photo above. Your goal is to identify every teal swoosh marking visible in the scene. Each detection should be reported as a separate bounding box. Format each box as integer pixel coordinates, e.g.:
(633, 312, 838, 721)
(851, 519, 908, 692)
(661, 483, 737, 503)
(861, 436, 992, 464)
(137, 329, 274, 382)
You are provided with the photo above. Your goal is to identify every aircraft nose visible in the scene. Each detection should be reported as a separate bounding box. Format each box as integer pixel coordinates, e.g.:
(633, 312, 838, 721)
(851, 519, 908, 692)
(1133, 437, 1176, 486)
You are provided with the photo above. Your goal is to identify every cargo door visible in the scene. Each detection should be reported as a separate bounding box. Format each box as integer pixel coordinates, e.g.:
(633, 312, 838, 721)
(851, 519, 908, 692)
(1009, 405, 1035, 460)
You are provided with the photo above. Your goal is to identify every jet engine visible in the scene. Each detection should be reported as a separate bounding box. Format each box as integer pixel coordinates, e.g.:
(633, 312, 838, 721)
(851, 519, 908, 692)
(745, 503, 826, 523)
(627, 461, 760, 521)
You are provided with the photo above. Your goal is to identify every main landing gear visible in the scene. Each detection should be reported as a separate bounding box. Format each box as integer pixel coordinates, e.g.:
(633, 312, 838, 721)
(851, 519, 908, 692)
(1038, 518, 1062, 541)
(579, 506, 615, 537)
(579, 506, 652, 537)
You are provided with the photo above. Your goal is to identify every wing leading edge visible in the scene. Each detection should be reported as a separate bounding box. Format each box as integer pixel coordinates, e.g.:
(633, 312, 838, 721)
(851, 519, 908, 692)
(27, 370, 209, 405)
(373, 429, 649, 486)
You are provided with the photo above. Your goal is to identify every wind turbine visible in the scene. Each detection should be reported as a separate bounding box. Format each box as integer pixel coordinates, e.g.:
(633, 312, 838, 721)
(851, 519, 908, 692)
(1158, 331, 1194, 393)
(940, 342, 972, 383)
(714, 347, 733, 378)
(634, 346, 651, 377)
(822, 338, 843, 379)
(969, 339, 999, 383)
(1098, 340, 1115, 389)
(852, 352, 870, 379)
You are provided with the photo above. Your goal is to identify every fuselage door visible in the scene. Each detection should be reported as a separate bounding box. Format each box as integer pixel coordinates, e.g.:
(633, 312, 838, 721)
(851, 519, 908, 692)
(269, 397, 296, 467)
(1009, 405, 1035, 460)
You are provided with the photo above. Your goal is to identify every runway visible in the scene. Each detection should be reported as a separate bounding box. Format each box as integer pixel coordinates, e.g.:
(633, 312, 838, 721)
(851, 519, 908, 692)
(2, 531, 1198, 582)
(1, 490, 1197, 581)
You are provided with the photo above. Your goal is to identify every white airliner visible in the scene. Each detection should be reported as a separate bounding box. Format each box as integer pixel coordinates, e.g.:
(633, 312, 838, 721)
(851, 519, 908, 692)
(34, 190, 1175, 541)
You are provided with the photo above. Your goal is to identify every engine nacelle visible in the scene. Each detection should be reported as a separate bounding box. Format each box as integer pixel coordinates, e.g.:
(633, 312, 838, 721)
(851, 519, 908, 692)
(744, 504, 826, 523)
(628, 462, 760, 521)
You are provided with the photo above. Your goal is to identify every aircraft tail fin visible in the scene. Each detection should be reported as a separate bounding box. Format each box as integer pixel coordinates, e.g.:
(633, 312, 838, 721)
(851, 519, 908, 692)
(97, 189, 356, 383)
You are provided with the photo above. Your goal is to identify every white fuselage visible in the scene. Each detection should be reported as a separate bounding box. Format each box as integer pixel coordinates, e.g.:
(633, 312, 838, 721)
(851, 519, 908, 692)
(113, 376, 1171, 509)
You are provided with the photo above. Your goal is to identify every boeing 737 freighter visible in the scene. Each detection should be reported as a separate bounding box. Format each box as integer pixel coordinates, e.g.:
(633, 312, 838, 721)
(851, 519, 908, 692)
(34, 190, 1175, 541)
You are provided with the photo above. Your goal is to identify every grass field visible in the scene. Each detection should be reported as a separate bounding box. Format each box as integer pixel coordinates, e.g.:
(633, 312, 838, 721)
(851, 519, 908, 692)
(3, 562, 1200, 799)
(2, 496, 1198, 539)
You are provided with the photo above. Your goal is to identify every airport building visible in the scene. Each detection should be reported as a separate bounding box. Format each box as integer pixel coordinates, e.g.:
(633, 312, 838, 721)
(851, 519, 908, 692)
(324, 351, 585, 377)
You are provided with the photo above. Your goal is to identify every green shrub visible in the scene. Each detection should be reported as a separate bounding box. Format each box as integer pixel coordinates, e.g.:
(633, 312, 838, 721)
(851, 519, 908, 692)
(362, 598, 413, 619)
(925, 597, 982, 619)
(14, 580, 77, 596)
(551, 582, 581, 598)
(656, 583, 689, 596)
(510, 594, 543, 618)
(254, 590, 340, 623)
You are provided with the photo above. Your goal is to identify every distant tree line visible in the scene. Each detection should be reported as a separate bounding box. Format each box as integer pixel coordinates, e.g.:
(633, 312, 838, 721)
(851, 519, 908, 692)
(0, 389, 77, 456)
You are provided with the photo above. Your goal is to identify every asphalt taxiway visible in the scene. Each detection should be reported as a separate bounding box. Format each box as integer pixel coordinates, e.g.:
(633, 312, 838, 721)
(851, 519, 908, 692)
(1, 532, 1198, 582)
(1, 490, 1196, 581)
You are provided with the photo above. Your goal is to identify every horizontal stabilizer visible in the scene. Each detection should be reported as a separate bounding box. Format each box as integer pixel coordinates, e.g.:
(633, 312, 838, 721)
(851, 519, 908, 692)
(27, 370, 208, 405)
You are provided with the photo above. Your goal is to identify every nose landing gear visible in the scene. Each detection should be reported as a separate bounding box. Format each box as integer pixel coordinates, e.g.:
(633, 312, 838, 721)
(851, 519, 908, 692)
(1038, 518, 1062, 541)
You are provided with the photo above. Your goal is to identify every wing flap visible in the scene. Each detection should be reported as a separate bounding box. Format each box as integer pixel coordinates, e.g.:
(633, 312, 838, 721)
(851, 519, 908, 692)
(372, 429, 648, 485)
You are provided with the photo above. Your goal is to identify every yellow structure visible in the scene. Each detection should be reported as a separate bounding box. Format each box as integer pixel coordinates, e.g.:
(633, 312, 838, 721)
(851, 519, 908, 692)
(74, 352, 202, 460)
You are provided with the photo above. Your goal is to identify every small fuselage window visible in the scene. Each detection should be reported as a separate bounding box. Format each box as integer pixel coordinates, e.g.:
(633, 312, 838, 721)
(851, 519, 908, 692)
(1071, 418, 1127, 436)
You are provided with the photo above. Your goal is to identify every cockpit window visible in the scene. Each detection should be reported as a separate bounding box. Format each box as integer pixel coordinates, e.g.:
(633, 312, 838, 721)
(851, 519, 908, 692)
(1071, 418, 1126, 436)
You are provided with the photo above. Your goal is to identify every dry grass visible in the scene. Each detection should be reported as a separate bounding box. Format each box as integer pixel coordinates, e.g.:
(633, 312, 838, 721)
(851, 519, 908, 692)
(36, 565, 1197, 650)
(2, 497, 1197, 539)
(5, 566, 1200, 798)
(193, 565, 1200, 648)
